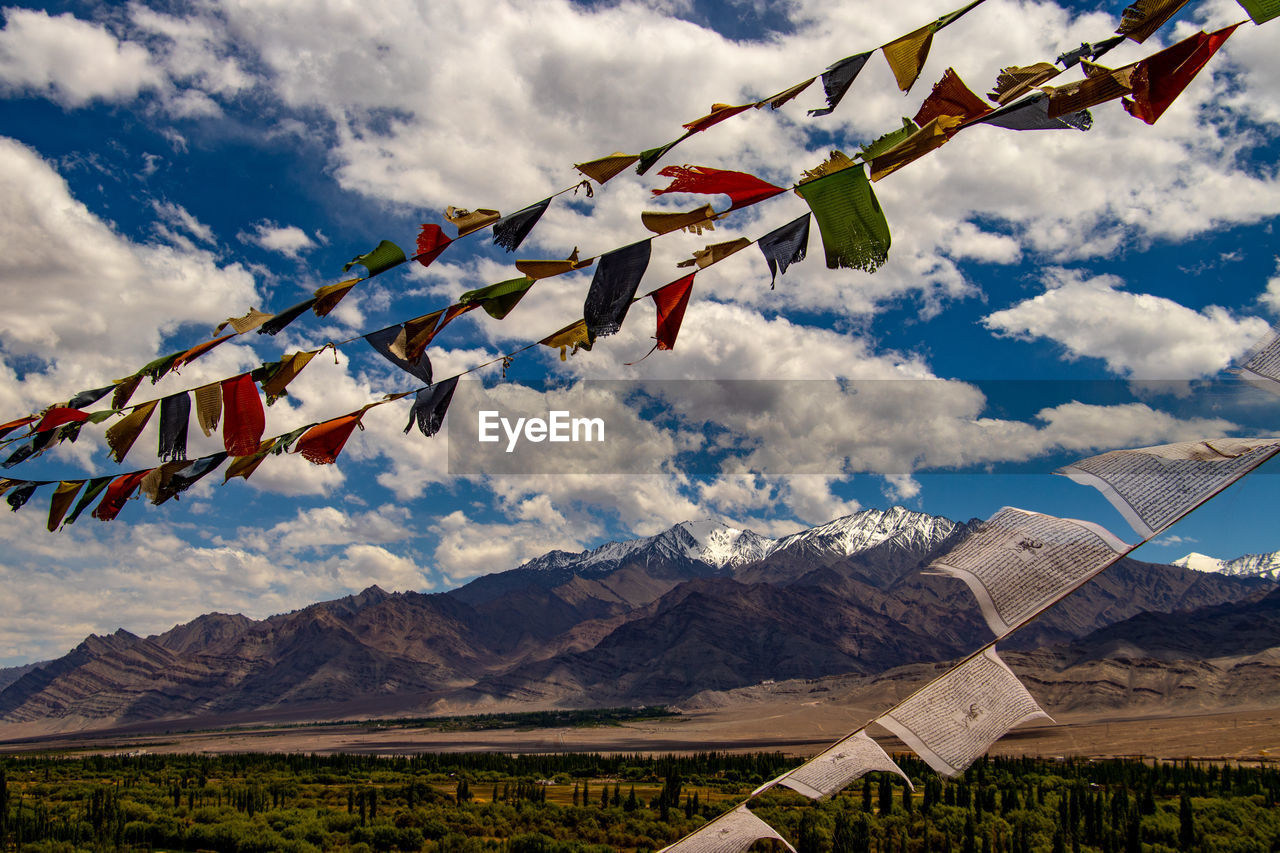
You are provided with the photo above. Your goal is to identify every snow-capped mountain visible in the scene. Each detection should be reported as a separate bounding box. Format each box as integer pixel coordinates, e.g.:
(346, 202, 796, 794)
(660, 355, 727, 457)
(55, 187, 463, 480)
(515, 507, 959, 577)
(1174, 551, 1280, 581)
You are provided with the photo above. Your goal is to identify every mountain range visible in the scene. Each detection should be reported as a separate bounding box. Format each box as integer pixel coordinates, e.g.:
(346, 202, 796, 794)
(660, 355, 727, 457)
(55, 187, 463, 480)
(1, 507, 1276, 733)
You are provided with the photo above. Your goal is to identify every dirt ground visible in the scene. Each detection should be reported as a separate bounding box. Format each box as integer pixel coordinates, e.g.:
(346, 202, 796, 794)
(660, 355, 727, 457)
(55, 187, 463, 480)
(1, 698, 1276, 762)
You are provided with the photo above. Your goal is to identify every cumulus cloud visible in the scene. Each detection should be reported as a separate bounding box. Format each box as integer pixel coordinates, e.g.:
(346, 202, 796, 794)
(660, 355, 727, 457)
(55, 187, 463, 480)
(0, 136, 259, 421)
(0, 8, 164, 106)
(982, 268, 1272, 378)
(239, 221, 316, 258)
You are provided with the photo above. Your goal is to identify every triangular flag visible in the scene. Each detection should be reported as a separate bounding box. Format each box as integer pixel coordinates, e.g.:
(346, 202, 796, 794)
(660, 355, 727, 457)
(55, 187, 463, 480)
(365, 327, 433, 384)
(313, 278, 360, 317)
(1043, 63, 1136, 118)
(254, 351, 320, 403)
(215, 307, 273, 336)
(342, 239, 406, 276)
(458, 276, 536, 320)
(1122, 24, 1240, 124)
(492, 198, 551, 252)
(93, 470, 151, 521)
(575, 152, 639, 184)
(913, 67, 991, 128)
(977, 93, 1092, 131)
(294, 408, 370, 465)
(104, 400, 158, 464)
(515, 249, 594, 280)
(445, 206, 500, 237)
(63, 476, 111, 525)
(223, 439, 277, 483)
(258, 297, 316, 336)
(757, 76, 815, 110)
(869, 115, 963, 180)
(881, 24, 935, 93)
(658, 805, 796, 853)
(34, 407, 91, 433)
(415, 224, 453, 268)
(540, 320, 595, 361)
(757, 213, 810, 287)
(6, 481, 39, 511)
(677, 238, 752, 270)
(405, 377, 458, 438)
(47, 480, 83, 531)
(652, 274, 694, 351)
(651, 165, 785, 210)
(682, 102, 753, 133)
(808, 52, 873, 116)
(987, 63, 1061, 105)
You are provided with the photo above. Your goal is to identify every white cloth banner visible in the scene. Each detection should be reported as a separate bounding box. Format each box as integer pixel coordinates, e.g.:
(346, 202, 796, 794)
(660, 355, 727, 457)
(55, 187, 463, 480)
(1057, 438, 1280, 538)
(658, 805, 796, 853)
(878, 647, 1051, 778)
(926, 506, 1129, 636)
(753, 730, 911, 800)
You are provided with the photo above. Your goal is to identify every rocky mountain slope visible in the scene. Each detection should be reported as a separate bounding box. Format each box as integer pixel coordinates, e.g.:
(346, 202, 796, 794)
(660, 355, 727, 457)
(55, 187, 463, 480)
(0, 508, 1273, 731)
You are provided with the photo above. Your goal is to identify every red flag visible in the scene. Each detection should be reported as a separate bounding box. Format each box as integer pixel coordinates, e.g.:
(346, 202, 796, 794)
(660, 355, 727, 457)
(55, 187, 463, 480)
(653, 274, 695, 351)
(1123, 24, 1239, 125)
(221, 374, 265, 456)
(92, 470, 150, 521)
(415, 224, 453, 268)
(294, 412, 364, 465)
(913, 68, 992, 132)
(34, 407, 92, 432)
(651, 165, 785, 211)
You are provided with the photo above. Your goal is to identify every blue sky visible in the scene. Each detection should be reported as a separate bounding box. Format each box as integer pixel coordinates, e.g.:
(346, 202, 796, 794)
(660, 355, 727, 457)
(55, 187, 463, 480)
(0, 0, 1277, 666)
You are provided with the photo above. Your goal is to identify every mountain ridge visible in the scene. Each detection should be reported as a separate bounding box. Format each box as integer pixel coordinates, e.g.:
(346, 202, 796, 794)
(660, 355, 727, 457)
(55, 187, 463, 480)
(0, 507, 1274, 731)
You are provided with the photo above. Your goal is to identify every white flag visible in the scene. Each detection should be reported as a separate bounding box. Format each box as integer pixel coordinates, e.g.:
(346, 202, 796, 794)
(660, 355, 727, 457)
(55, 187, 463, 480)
(1236, 327, 1280, 395)
(927, 507, 1129, 636)
(753, 730, 911, 800)
(658, 805, 796, 853)
(1057, 438, 1280, 539)
(878, 647, 1052, 778)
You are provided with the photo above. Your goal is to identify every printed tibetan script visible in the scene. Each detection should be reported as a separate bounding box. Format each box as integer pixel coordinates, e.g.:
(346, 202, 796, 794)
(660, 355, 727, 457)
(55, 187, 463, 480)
(1057, 439, 1280, 538)
(927, 507, 1129, 636)
(755, 730, 910, 800)
(878, 647, 1051, 778)
(659, 805, 795, 853)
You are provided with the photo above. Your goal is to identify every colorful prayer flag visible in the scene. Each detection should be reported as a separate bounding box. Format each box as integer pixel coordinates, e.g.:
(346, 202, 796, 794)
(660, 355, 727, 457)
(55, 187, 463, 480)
(343, 239, 406, 276)
(492, 198, 551, 252)
(221, 374, 265, 457)
(651, 165, 785, 210)
(1122, 25, 1239, 124)
(795, 155, 891, 272)
(406, 378, 458, 437)
(584, 239, 652, 337)
(808, 52, 873, 116)
(757, 213, 811, 288)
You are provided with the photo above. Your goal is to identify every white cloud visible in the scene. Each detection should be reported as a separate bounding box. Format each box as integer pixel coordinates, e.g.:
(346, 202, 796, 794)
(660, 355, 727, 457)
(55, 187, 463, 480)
(0, 136, 259, 422)
(983, 268, 1272, 378)
(239, 221, 316, 258)
(0, 8, 164, 106)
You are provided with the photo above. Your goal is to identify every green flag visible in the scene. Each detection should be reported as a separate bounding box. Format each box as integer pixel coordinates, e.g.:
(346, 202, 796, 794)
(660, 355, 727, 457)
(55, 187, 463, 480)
(795, 162, 891, 273)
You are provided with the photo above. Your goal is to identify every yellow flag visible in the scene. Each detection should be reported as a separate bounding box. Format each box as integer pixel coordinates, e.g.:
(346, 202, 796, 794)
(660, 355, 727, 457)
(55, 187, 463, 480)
(642, 204, 718, 236)
(881, 24, 935, 92)
(574, 152, 640, 184)
(104, 400, 158, 463)
(47, 480, 83, 531)
(312, 279, 360, 318)
(869, 115, 963, 181)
